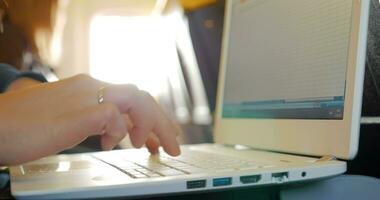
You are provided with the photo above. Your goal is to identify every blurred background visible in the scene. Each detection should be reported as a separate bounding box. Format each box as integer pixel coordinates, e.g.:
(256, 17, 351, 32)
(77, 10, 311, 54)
(0, 0, 225, 150)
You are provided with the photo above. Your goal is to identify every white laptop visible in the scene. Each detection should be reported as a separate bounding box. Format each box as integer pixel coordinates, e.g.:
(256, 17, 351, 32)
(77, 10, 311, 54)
(10, 0, 370, 199)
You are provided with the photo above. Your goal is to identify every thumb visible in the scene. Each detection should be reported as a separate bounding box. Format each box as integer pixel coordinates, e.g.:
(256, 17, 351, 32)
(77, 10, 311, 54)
(54, 103, 127, 151)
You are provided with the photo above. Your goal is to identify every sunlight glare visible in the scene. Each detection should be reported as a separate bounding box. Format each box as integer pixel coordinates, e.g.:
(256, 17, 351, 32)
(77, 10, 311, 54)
(90, 16, 175, 96)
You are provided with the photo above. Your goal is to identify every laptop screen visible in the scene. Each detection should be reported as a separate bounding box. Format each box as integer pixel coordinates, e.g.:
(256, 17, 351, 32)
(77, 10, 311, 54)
(222, 0, 353, 120)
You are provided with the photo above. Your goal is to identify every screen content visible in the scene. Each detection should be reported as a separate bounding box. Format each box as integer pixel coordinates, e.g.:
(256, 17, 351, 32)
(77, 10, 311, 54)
(223, 0, 353, 119)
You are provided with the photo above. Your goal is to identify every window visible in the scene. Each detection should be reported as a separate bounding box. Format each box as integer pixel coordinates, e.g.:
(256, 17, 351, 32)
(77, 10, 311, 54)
(89, 15, 178, 97)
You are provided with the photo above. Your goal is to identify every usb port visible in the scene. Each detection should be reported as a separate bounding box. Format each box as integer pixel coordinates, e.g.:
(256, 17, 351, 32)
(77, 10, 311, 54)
(272, 172, 289, 183)
(240, 175, 261, 184)
(213, 177, 232, 187)
(187, 180, 206, 189)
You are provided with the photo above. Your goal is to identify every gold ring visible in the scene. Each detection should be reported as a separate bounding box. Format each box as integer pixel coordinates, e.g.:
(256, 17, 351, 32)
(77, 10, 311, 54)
(97, 87, 106, 104)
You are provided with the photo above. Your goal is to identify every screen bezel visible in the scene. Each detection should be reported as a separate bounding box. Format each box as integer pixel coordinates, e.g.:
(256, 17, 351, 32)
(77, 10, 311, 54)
(214, 0, 370, 160)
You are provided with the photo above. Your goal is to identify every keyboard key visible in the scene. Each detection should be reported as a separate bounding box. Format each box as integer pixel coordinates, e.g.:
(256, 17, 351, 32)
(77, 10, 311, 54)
(138, 173, 161, 178)
(122, 169, 142, 176)
(136, 169, 153, 174)
(146, 165, 172, 172)
(158, 169, 185, 176)
(179, 167, 205, 173)
(133, 173, 148, 178)
(165, 162, 191, 168)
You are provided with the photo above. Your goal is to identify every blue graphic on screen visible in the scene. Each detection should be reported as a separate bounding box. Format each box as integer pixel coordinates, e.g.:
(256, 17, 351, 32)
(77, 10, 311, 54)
(223, 96, 344, 119)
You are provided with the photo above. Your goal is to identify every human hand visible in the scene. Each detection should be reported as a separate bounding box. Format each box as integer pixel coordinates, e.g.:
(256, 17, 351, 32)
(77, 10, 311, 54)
(123, 115, 182, 155)
(5, 76, 178, 155)
(0, 74, 181, 165)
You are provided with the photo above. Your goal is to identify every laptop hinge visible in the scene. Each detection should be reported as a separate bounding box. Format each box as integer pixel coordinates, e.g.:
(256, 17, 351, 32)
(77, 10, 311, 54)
(223, 144, 339, 161)
(316, 155, 337, 162)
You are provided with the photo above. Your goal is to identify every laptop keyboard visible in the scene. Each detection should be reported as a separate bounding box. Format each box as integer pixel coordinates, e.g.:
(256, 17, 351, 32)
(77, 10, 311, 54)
(93, 151, 272, 179)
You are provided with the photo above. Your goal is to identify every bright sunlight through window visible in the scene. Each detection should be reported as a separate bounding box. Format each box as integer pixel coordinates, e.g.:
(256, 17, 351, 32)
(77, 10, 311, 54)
(90, 16, 178, 97)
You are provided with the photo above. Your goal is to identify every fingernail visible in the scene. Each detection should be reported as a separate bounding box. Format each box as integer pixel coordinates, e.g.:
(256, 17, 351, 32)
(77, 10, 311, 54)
(102, 144, 114, 151)
(171, 146, 181, 156)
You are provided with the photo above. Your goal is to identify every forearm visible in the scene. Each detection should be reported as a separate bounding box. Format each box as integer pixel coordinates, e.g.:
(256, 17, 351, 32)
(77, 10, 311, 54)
(6, 77, 42, 91)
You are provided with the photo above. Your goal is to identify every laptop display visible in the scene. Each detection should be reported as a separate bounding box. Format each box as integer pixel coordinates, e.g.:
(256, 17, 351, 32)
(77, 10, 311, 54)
(222, 0, 353, 119)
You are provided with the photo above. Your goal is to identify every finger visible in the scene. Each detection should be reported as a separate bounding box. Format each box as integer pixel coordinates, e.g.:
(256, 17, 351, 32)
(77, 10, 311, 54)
(123, 114, 134, 133)
(128, 91, 180, 156)
(152, 110, 181, 156)
(125, 92, 156, 148)
(145, 133, 160, 155)
(100, 107, 128, 151)
(94, 85, 147, 148)
(101, 85, 180, 156)
(55, 103, 127, 151)
(171, 119, 182, 137)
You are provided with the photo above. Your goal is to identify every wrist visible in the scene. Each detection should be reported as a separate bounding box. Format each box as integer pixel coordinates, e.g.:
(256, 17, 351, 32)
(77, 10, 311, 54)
(6, 78, 42, 92)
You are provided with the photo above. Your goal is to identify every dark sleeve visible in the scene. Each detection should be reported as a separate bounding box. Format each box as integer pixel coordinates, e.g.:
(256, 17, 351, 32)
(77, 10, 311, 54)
(0, 63, 47, 93)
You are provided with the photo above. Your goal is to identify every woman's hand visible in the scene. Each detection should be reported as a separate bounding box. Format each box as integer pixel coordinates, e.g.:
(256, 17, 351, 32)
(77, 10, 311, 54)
(0, 74, 181, 165)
